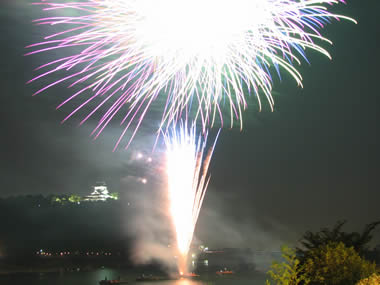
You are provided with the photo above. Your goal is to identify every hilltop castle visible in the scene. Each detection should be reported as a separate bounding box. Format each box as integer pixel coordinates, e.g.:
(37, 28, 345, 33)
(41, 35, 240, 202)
(83, 182, 113, 202)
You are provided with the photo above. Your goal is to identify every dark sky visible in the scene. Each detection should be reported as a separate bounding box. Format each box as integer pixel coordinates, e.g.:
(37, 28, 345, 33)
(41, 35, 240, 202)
(0, 1, 379, 249)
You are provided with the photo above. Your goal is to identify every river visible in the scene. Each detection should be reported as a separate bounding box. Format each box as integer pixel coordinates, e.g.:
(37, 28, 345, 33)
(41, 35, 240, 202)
(0, 268, 268, 285)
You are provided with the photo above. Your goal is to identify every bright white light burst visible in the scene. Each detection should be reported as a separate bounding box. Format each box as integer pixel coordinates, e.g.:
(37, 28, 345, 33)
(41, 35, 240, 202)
(28, 0, 355, 148)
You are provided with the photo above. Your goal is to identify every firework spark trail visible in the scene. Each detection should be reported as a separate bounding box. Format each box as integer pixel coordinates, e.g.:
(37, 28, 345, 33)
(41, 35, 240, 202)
(27, 0, 355, 148)
(164, 123, 219, 273)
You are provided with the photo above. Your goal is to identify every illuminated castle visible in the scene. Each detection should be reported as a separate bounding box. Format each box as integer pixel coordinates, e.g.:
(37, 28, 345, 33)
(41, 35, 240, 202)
(83, 182, 112, 202)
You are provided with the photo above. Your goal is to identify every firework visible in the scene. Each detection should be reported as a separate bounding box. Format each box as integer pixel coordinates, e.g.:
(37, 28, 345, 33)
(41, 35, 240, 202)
(165, 123, 219, 273)
(27, 0, 355, 148)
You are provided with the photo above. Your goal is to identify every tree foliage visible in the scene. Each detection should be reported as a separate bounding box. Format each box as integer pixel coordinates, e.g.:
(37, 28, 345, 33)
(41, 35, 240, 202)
(303, 242, 376, 285)
(68, 194, 81, 203)
(110, 192, 119, 200)
(356, 273, 380, 285)
(297, 220, 380, 258)
(266, 245, 310, 285)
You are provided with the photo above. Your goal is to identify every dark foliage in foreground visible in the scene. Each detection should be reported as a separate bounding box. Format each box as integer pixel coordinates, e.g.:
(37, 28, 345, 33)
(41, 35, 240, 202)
(297, 220, 380, 260)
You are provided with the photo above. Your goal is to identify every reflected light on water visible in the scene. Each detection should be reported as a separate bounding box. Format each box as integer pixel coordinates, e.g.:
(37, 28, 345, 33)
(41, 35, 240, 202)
(174, 279, 203, 285)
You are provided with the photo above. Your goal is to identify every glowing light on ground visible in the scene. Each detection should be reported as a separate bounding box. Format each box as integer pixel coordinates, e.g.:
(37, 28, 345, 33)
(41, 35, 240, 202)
(28, 1, 355, 148)
(165, 124, 219, 273)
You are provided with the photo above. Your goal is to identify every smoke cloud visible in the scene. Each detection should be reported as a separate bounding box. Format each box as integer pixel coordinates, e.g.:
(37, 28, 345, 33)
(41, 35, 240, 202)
(120, 151, 178, 272)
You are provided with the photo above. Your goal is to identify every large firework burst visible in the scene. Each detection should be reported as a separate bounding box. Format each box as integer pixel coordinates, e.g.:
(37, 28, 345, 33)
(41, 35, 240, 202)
(27, 0, 355, 148)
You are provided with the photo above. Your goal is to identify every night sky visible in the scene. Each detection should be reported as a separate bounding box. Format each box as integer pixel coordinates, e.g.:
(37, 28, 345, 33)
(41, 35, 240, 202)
(0, 1, 379, 249)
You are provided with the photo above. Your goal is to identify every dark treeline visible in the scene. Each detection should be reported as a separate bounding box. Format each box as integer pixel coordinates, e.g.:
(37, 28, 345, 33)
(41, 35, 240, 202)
(297, 220, 380, 264)
(0, 194, 135, 268)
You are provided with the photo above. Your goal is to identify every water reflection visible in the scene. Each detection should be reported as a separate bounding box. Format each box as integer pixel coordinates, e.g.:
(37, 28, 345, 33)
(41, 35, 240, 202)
(0, 269, 267, 285)
(169, 279, 203, 285)
(95, 268, 120, 282)
(137, 279, 204, 285)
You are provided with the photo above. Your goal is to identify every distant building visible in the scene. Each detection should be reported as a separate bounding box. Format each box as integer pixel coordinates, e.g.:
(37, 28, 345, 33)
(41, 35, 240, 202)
(83, 182, 113, 202)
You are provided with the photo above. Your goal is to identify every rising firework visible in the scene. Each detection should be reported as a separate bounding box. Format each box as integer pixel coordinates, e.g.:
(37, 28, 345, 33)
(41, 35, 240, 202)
(27, 0, 355, 148)
(164, 123, 219, 274)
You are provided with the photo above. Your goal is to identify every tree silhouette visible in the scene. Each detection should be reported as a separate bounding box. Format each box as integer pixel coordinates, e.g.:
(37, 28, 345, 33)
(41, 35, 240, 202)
(297, 220, 380, 259)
